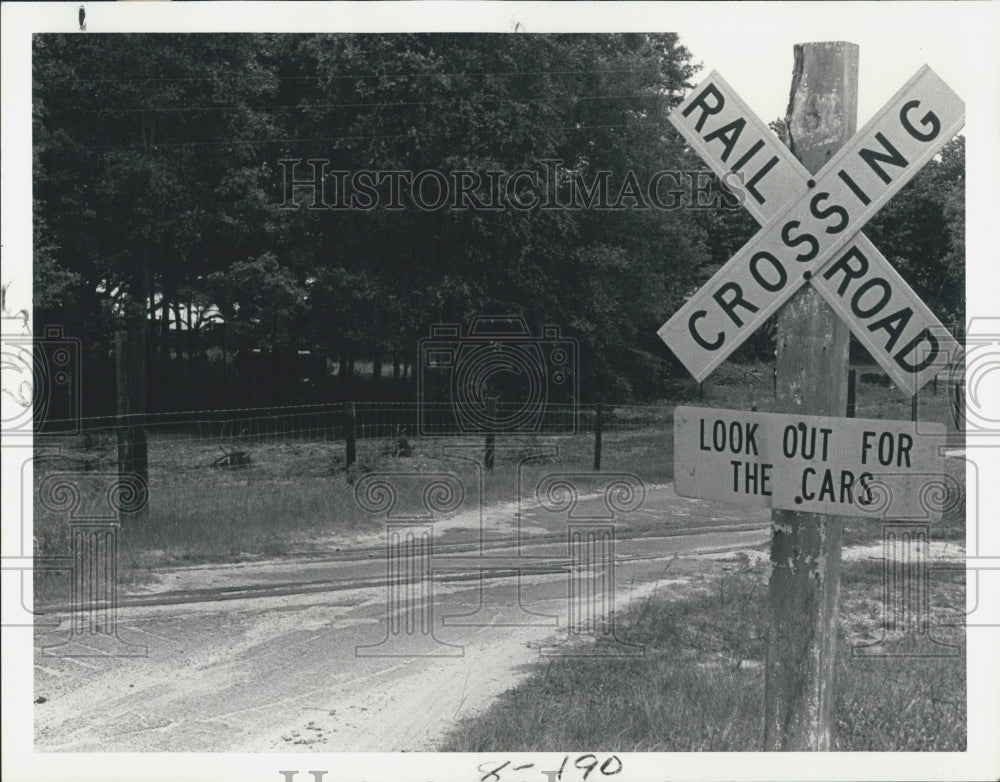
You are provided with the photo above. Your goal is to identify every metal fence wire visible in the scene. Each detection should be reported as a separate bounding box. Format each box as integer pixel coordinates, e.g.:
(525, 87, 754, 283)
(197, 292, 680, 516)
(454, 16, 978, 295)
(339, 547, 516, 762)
(30, 364, 950, 489)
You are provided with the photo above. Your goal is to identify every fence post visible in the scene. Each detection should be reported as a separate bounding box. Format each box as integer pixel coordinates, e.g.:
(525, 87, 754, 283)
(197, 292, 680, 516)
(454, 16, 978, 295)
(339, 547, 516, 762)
(593, 402, 603, 472)
(847, 369, 857, 418)
(345, 401, 357, 466)
(484, 396, 496, 473)
(114, 328, 148, 519)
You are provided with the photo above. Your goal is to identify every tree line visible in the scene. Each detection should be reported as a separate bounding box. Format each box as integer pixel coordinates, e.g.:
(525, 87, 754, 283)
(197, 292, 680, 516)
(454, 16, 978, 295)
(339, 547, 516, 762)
(32, 33, 963, 416)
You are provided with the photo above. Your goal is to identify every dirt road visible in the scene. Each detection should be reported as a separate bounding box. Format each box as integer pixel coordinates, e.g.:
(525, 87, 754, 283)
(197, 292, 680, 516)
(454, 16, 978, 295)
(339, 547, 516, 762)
(33, 485, 769, 752)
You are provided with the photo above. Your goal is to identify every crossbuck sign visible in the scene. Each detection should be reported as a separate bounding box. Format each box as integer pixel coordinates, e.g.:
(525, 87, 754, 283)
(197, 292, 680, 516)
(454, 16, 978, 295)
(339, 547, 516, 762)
(658, 66, 964, 393)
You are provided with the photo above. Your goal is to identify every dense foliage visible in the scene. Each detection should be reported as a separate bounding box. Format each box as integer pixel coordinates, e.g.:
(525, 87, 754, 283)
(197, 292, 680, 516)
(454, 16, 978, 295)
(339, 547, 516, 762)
(32, 34, 964, 411)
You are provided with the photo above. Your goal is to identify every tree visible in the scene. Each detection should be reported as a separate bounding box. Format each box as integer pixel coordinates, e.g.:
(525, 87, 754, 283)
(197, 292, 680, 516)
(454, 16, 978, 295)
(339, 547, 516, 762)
(34, 34, 281, 409)
(36, 34, 959, 408)
(865, 135, 965, 328)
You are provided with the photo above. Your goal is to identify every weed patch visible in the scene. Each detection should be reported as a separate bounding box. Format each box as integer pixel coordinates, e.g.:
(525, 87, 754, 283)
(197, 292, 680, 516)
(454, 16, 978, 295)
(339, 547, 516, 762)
(441, 552, 966, 752)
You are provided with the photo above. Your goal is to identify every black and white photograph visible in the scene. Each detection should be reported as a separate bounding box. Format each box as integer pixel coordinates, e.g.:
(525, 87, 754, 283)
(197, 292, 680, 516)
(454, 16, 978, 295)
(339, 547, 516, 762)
(2, 3, 998, 781)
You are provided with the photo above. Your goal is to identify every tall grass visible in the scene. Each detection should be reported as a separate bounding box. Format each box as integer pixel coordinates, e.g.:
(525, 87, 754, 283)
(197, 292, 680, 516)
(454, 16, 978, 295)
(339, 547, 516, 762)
(31, 366, 959, 597)
(440, 556, 966, 752)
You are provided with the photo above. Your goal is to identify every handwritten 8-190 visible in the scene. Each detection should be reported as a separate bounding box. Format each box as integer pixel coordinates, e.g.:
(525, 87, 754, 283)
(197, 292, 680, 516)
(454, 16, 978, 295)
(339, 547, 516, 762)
(478, 754, 623, 782)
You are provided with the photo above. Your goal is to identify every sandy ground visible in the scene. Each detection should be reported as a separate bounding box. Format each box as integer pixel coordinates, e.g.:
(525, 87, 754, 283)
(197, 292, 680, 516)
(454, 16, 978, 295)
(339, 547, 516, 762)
(34, 545, 760, 753)
(34, 485, 775, 752)
(32, 484, 965, 753)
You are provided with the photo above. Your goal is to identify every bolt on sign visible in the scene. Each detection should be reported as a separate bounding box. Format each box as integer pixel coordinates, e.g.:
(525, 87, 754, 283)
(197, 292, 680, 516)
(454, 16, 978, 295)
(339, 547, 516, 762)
(674, 405, 946, 518)
(658, 66, 964, 393)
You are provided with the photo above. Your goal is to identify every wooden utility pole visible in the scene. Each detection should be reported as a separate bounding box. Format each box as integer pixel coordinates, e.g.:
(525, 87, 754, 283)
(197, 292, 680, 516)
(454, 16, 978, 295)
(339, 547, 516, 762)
(763, 42, 857, 751)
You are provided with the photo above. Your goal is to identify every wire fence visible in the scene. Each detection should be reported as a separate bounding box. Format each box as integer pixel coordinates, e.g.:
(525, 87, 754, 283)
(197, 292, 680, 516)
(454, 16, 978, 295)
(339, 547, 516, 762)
(33, 401, 679, 445)
(22, 374, 964, 589)
(29, 362, 959, 489)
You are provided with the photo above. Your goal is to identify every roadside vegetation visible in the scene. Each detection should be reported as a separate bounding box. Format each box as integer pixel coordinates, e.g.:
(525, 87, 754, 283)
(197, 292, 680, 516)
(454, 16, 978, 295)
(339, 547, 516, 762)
(434, 375, 967, 753)
(439, 541, 966, 752)
(33, 367, 961, 594)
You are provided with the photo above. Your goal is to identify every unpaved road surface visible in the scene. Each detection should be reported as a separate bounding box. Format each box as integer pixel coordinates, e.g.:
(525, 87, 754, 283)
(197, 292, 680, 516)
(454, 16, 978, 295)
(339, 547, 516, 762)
(34, 486, 769, 752)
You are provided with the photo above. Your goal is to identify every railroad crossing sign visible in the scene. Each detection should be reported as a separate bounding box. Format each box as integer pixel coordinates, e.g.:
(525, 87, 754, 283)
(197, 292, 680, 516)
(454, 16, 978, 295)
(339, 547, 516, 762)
(658, 66, 964, 393)
(674, 405, 948, 518)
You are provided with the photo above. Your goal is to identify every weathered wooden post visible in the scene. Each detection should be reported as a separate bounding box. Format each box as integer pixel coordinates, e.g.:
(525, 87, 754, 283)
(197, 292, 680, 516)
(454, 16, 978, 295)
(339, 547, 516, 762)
(846, 368, 857, 418)
(484, 396, 497, 472)
(763, 42, 856, 751)
(345, 401, 357, 467)
(593, 401, 603, 471)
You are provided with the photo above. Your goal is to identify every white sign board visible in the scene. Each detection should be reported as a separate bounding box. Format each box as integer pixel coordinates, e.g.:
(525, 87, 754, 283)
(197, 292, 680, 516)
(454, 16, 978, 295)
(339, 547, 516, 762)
(659, 66, 965, 384)
(669, 70, 807, 224)
(666, 70, 963, 394)
(674, 405, 949, 518)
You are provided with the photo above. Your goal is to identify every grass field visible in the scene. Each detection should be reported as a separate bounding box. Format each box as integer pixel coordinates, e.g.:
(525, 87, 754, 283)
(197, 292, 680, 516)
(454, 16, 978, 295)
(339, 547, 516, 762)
(430, 368, 968, 752)
(31, 360, 962, 589)
(439, 548, 967, 752)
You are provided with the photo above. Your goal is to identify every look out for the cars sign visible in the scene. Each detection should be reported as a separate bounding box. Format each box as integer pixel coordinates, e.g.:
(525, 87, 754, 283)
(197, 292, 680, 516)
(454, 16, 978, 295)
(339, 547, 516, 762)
(674, 406, 947, 519)
(658, 66, 964, 390)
